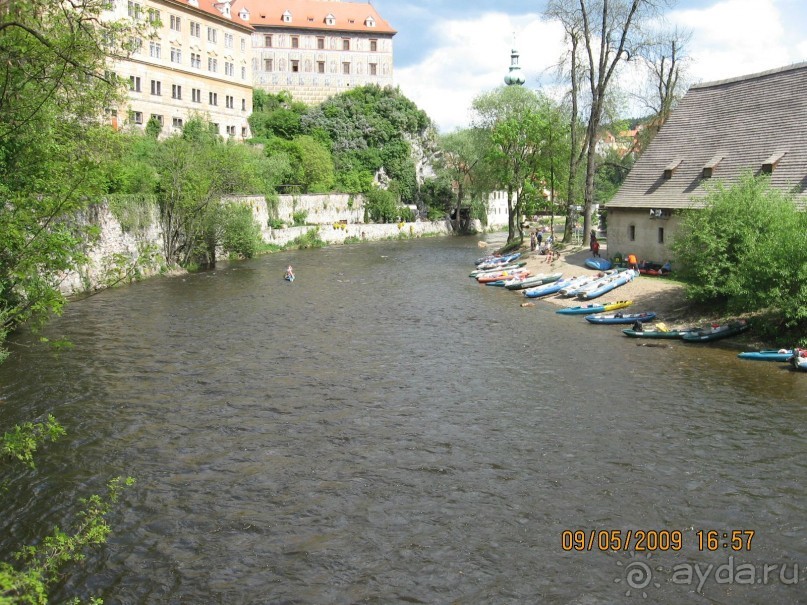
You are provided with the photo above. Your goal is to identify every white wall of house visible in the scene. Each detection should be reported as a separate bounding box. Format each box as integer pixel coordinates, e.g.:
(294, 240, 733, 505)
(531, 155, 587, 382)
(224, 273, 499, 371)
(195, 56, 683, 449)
(605, 208, 683, 264)
(486, 190, 511, 227)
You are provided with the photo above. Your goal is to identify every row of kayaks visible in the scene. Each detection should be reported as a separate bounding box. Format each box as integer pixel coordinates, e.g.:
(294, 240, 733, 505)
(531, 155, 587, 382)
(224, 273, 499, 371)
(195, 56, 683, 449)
(621, 320, 750, 342)
(521, 269, 637, 300)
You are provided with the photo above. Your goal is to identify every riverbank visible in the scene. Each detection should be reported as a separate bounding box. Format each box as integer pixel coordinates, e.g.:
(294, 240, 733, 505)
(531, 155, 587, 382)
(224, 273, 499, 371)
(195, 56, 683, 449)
(496, 240, 774, 350)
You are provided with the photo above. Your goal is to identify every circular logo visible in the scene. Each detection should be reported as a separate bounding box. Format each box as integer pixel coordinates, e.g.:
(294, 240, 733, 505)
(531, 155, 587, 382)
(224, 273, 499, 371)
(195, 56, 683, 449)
(624, 561, 653, 590)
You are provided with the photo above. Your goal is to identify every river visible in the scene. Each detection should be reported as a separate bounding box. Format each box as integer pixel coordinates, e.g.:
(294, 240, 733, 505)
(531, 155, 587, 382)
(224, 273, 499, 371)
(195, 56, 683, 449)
(0, 236, 805, 604)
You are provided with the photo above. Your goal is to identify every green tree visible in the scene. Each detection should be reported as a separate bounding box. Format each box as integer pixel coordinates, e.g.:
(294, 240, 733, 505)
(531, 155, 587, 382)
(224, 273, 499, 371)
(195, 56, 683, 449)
(671, 174, 807, 329)
(294, 135, 335, 192)
(435, 128, 491, 233)
(472, 87, 565, 244)
(0, 0, 136, 358)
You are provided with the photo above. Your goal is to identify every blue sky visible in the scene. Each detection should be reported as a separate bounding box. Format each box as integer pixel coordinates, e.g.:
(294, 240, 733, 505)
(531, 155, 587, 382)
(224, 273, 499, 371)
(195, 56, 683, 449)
(368, 0, 807, 132)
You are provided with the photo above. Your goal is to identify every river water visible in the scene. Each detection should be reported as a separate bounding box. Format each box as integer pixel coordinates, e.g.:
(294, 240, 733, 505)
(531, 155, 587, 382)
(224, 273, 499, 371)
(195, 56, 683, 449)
(0, 237, 805, 604)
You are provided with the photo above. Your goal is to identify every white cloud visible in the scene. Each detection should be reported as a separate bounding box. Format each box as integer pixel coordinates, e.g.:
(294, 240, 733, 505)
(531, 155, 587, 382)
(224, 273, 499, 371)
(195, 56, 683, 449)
(669, 0, 800, 84)
(395, 12, 566, 132)
(394, 0, 807, 132)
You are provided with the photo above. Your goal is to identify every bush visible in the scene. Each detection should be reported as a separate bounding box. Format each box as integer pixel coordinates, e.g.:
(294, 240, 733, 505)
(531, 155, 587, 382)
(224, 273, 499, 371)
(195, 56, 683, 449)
(220, 203, 262, 259)
(364, 188, 399, 223)
(672, 173, 807, 328)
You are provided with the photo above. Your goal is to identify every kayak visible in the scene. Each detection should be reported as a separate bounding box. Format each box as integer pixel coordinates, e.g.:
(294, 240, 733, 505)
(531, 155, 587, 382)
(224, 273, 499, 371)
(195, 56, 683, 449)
(622, 327, 698, 339)
(792, 350, 807, 371)
(556, 300, 632, 315)
(469, 261, 526, 277)
(475, 252, 521, 266)
(577, 270, 637, 300)
(738, 349, 794, 362)
(523, 277, 577, 298)
(681, 320, 749, 342)
(504, 272, 563, 290)
(585, 257, 613, 271)
(585, 311, 656, 325)
(477, 270, 529, 283)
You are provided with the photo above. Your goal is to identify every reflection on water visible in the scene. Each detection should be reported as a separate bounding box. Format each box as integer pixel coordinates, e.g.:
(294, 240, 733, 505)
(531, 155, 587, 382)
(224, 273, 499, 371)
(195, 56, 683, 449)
(0, 238, 805, 604)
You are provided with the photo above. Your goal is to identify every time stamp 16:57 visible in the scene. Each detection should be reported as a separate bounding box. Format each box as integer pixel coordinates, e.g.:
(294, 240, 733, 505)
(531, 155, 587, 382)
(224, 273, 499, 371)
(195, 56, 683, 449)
(560, 529, 756, 552)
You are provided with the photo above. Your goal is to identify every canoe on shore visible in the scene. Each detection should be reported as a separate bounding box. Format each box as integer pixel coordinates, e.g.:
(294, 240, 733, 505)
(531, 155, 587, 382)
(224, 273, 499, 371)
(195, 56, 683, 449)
(681, 320, 749, 342)
(584, 257, 612, 271)
(556, 300, 632, 315)
(738, 349, 794, 362)
(622, 326, 699, 339)
(504, 272, 563, 290)
(585, 311, 656, 325)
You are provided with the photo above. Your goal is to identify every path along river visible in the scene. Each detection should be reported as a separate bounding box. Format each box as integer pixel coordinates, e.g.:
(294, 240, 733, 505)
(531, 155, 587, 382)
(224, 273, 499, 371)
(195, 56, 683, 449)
(0, 236, 805, 604)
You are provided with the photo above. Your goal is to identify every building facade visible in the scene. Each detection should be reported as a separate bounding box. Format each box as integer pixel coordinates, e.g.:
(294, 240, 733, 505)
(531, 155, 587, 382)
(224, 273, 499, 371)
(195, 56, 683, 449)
(606, 62, 807, 264)
(105, 0, 254, 138)
(238, 0, 395, 105)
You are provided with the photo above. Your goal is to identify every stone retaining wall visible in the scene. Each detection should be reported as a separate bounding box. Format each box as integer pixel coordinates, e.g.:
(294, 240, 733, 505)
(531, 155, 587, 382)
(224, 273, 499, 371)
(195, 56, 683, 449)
(59, 195, 453, 295)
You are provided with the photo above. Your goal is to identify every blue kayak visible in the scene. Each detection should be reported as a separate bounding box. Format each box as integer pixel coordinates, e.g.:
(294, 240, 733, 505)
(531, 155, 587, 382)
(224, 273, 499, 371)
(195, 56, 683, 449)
(737, 349, 793, 362)
(585, 257, 612, 271)
(585, 312, 656, 324)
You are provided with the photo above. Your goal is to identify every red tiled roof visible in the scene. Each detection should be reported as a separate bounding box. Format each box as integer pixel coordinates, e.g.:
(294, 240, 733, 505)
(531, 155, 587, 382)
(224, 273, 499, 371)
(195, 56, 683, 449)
(237, 0, 396, 34)
(167, 1, 254, 31)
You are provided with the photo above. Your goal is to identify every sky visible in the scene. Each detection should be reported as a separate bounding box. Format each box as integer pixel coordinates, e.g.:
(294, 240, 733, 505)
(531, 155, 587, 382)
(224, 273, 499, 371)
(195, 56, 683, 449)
(368, 0, 807, 132)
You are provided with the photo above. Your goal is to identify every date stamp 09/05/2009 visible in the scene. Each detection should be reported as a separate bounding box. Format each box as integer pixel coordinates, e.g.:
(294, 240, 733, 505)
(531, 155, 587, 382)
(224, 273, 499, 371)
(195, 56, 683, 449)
(560, 528, 755, 553)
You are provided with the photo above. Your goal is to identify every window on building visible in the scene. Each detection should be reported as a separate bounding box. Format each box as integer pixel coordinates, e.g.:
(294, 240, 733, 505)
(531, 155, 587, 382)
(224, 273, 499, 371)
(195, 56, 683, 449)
(325, 13, 335, 25)
(127, 2, 142, 20)
(170, 15, 181, 31)
(212, 123, 220, 133)
(150, 80, 161, 96)
(370, 39, 377, 52)
(264, 34, 272, 47)
(342, 62, 350, 74)
(209, 92, 218, 106)
(291, 60, 299, 73)
(226, 95, 234, 109)
(129, 75, 141, 92)
(241, 126, 248, 138)
(658, 227, 664, 244)
(317, 61, 325, 74)
(241, 66, 246, 79)
(207, 27, 217, 43)
(369, 63, 377, 76)
(226, 125, 236, 136)
(147, 8, 160, 24)
(241, 38, 246, 51)
(170, 47, 181, 63)
(171, 84, 182, 99)
(172, 117, 183, 129)
(192, 88, 201, 103)
(342, 38, 350, 50)
(208, 57, 217, 72)
(264, 58, 273, 72)
(317, 36, 325, 49)
(282, 10, 292, 23)
(191, 52, 201, 68)
(149, 42, 161, 59)
(628, 225, 636, 241)
(224, 33, 234, 48)
(365, 16, 376, 27)
(225, 61, 234, 76)
(241, 98, 246, 111)
(129, 110, 143, 125)
(130, 37, 142, 54)
(290, 36, 299, 49)
(150, 114, 163, 126)
(190, 21, 200, 37)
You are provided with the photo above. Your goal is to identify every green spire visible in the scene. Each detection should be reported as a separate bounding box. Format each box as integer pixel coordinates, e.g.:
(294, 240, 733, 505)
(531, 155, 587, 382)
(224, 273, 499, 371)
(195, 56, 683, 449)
(504, 39, 526, 86)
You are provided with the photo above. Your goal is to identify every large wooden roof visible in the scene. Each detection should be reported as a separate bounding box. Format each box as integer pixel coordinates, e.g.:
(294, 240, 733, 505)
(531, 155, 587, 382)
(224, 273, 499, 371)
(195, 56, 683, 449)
(608, 62, 807, 209)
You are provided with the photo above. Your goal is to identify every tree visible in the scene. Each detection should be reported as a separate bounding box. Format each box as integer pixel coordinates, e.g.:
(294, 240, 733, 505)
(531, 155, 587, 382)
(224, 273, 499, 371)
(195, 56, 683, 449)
(155, 118, 269, 267)
(472, 87, 567, 244)
(671, 174, 807, 331)
(544, 0, 661, 246)
(434, 129, 491, 233)
(634, 25, 691, 151)
(0, 0, 136, 358)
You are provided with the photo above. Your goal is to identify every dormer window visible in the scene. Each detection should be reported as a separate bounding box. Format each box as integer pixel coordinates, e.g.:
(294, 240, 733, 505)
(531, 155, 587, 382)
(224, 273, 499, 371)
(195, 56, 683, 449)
(762, 151, 786, 174)
(188, 0, 198, 6)
(365, 16, 376, 27)
(238, 8, 249, 21)
(217, 0, 231, 18)
(663, 158, 682, 179)
(702, 154, 723, 178)
(325, 13, 335, 25)
(282, 10, 292, 23)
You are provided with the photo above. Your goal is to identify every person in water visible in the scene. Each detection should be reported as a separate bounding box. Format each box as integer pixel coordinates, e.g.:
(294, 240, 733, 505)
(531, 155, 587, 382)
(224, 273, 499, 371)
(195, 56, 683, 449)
(285, 265, 294, 280)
